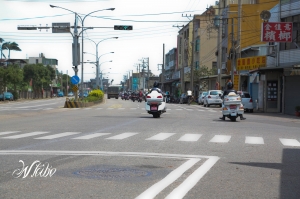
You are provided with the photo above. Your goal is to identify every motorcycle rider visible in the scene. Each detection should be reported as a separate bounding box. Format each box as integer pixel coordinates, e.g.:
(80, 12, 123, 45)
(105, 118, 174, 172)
(187, 88, 192, 104)
(219, 81, 246, 120)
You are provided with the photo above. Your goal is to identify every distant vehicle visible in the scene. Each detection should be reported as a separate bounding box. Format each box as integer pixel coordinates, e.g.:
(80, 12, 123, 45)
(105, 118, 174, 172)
(78, 92, 88, 98)
(107, 85, 120, 99)
(180, 93, 188, 104)
(57, 91, 64, 97)
(198, 92, 208, 105)
(203, 90, 223, 107)
(0, 92, 14, 101)
(237, 91, 254, 113)
(68, 92, 74, 97)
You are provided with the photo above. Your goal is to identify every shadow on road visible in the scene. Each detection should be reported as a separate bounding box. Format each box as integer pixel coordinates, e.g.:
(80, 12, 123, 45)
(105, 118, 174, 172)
(230, 148, 300, 199)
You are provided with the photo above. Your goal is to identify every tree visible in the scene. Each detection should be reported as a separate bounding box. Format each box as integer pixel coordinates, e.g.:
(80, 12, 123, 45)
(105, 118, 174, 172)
(2, 42, 21, 59)
(6, 64, 23, 99)
(23, 64, 55, 98)
(0, 38, 6, 59)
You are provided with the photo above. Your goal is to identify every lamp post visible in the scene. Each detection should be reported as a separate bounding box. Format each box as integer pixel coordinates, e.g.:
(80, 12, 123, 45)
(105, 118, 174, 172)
(84, 43, 116, 89)
(50, 5, 115, 98)
(99, 61, 112, 90)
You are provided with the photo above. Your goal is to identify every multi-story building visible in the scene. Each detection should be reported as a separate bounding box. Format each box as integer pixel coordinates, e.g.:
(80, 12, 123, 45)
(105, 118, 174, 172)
(176, 5, 218, 95)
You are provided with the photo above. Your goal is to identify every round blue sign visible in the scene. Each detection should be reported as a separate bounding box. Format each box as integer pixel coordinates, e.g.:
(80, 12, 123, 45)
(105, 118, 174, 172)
(71, 75, 80, 84)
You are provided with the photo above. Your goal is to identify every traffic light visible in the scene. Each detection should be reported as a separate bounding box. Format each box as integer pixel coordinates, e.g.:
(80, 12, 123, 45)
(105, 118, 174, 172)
(114, 25, 133, 30)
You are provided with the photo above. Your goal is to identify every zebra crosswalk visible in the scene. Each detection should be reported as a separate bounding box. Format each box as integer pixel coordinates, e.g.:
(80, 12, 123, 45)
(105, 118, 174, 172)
(0, 131, 300, 147)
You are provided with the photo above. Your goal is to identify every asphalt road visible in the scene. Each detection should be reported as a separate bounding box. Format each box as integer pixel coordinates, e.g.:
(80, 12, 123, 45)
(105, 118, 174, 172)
(0, 97, 299, 199)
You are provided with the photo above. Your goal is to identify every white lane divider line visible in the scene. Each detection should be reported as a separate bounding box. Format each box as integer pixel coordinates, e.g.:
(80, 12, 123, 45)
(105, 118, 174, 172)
(177, 134, 202, 142)
(0, 131, 21, 136)
(198, 109, 205, 111)
(209, 135, 231, 143)
(84, 108, 92, 110)
(135, 158, 201, 199)
(146, 133, 176, 141)
(43, 108, 54, 110)
(72, 133, 111, 140)
(35, 132, 80, 139)
(17, 102, 57, 108)
(2, 132, 50, 139)
(105, 133, 138, 140)
(165, 156, 220, 199)
(279, 138, 300, 147)
(176, 109, 183, 110)
(245, 136, 264, 144)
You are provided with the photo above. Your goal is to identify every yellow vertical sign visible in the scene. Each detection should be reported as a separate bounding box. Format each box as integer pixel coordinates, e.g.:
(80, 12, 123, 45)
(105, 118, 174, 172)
(233, 74, 239, 91)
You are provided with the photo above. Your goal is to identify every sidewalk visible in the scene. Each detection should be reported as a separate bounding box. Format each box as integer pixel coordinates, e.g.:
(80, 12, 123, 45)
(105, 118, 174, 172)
(248, 110, 300, 120)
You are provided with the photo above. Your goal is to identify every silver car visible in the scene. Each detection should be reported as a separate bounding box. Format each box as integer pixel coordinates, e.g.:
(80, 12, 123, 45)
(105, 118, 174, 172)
(203, 90, 223, 107)
(198, 92, 207, 105)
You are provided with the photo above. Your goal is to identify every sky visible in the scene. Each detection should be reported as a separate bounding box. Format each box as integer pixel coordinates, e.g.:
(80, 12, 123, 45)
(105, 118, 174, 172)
(0, 0, 217, 85)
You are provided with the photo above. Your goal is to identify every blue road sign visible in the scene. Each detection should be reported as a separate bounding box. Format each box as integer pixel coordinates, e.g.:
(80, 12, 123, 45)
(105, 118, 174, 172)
(71, 75, 80, 84)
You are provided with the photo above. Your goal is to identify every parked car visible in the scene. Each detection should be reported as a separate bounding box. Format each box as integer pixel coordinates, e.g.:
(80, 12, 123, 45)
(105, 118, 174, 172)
(57, 91, 64, 97)
(203, 90, 223, 107)
(0, 92, 14, 101)
(198, 92, 208, 105)
(67, 92, 74, 97)
(180, 93, 189, 104)
(237, 91, 254, 112)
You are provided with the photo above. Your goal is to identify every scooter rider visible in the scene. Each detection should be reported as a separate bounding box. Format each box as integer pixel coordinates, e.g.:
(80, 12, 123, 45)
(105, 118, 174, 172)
(219, 81, 246, 120)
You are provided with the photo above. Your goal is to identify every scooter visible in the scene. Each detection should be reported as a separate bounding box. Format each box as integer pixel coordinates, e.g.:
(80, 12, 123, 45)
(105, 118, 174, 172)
(145, 88, 166, 118)
(220, 92, 244, 122)
(137, 96, 143, 102)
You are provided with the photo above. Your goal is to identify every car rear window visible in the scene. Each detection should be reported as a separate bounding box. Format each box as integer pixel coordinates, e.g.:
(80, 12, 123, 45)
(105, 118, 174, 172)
(210, 91, 220, 95)
(243, 93, 251, 98)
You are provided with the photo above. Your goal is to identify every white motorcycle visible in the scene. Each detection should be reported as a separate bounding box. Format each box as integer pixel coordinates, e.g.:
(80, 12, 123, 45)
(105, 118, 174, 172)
(145, 89, 166, 118)
(220, 92, 244, 122)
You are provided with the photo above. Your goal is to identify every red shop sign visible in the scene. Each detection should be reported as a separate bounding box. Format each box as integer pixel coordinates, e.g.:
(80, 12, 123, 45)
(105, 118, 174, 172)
(261, 22, 293, 42)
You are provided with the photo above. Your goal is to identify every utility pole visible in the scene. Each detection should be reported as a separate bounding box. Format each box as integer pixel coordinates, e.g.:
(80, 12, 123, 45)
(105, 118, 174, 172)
(73, 14, 79, 101)
(162, 43, 165, 90)
(66, 70, 68, 95)
(231, 18, 235, 82)
(217, 1, 222, 87)
(191, 19, 194, 94)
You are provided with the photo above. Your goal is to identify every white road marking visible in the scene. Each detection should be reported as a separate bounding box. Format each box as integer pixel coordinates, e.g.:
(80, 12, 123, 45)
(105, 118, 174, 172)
(209, 135, 231, 143)
(0, 131, 20, 136)
(17, 102, 57, 108)
(2, 131, 50, 139)
(96, 108, 103, 110)
(176, 109, 183, 110)
(208, 110, 217, 112)
(35, 132, 80, 139)
(279, 138, 300, 147)
(73, 133, 111, 139)
(105, 133, 138, 140)
(146, 133, 176, 140)
(245, 136, 264, 144)
(198, 109, 205, 111)
(136, 158, 201, 199)
(178, 134, 202, 142)
(165, 156, 220, 199)
(43, 108, 54, 110)
(84, 108, 92, 110)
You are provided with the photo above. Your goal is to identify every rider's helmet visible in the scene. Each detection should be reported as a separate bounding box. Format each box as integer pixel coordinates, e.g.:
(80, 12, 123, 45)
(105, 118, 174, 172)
(153, 81, 159, 88)
(227, 81, 233, 90)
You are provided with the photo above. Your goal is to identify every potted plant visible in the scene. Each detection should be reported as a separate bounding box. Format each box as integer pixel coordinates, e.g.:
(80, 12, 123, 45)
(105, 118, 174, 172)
(295, 106, 300, 117)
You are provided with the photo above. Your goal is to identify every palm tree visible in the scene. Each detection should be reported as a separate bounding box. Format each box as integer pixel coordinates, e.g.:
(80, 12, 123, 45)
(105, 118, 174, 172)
(0, 38, 6, 59)
(2, 42, 21, 59)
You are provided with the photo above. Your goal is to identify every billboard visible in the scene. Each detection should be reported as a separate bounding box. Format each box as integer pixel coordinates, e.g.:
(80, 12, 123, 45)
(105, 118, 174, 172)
(236, 56, 266, 71)
(261, 22, 293, 42)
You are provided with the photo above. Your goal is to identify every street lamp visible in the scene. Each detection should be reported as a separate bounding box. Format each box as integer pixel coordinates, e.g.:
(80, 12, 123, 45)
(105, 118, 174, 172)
(50, 5, 115, 98)
(99, 61, 112, 90)
(84, 47, 115, 88)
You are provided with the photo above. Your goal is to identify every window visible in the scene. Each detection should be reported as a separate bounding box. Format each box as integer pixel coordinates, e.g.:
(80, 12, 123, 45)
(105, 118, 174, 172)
(195, 39, 200, 52)
(195, 61, 199, 69)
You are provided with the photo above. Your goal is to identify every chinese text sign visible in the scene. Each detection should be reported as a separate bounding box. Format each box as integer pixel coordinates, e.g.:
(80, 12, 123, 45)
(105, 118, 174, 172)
(261, 22, 293, 42)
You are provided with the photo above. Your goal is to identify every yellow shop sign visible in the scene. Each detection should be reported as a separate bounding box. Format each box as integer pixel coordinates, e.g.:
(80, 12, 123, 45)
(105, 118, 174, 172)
(237, 56, 266, 71)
